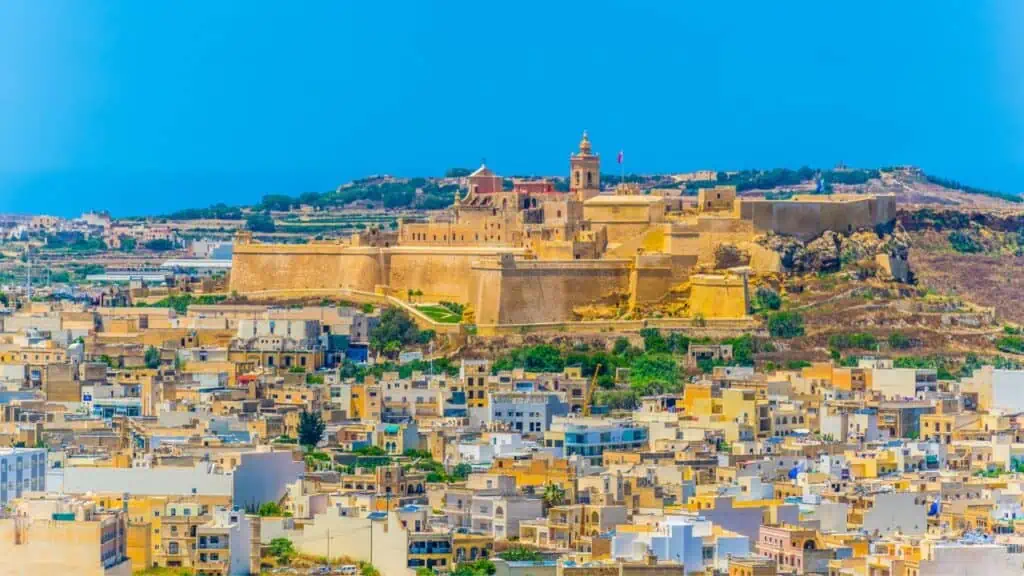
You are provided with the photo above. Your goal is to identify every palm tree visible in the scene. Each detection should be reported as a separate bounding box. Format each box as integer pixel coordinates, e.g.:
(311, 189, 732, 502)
(542, 483, 566, 509)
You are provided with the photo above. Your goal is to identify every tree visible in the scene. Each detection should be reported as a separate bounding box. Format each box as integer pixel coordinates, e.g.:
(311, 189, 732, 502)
(755, 286, 782, 311)
(542, 483, 566, 508)
(450, 463, 472, 481)
(416, 569, 435, 576)
(596, 389, 639, 410)
(257, 502, 287, 517)
(640, 328, 669, 354)
(144, 346, 161, 369)
(269, 537, 296, 565)
(118, 236, 137, 252)
(612, 337, 630, 355)
(298, 410, 326, 449)
(767, 311, 805, 338)
(628, 354, 679, 394)
(370, 307, 426, 355)
(246, 212, 276, 233)
(144, 238, 175, 251)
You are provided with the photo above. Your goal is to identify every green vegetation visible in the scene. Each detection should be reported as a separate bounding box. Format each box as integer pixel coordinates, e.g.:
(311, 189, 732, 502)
(451, 560, 496, 576)
(542, 483, 566, 508)
(492, 344, 565, 373)
(828, 332, 878, 351)
(298, 410, 326, 449)
(716, 167, 879, 193)
(257, 502, 291, 517)
(924, 173, 1022, 204)
(948, 230, 983, 253)
(245, 212, 276, 233)
(254, 178, 460, 211)
(498, 547, 544, 562)
(754, 286, 782, 311)
(416, 304, 462, 323)
(369, 308, 432, 357)
(145, 293, 226, 314)
(996, 335, 1024, 354)
(888, 332, 913, 350)
(166, 203, 243, 220)
(268, 537, 297, 565)
(144, 346, 161, 369)
(595, 389, 640, 410)
(359, 562, 382, 576)
(767, 311, 805, 338)
(306, 373, 325, 384)
(144, 239, 176, 251)
(43, 234, 107, 252)
(628, 354, 679, 396)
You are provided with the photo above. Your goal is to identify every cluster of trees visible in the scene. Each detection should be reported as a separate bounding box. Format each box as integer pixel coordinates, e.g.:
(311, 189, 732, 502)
(715, 167, 879, 193)
(340, 357, 459, 382)
(754, 287, 782, 311)
(143, 238, 176, 251)
(246, 212, 276, 233)
(166, 202, 243, 220)
(490, 330, 769, 412)
(369, 308, 434, 358)
(827, 332, 878, 351)
(144, 293, 226, 314)
(767, 311, 805, 338)
(948, 230, 984, 253)
(924, 174, 1022, 204)
(254, 179, 460, 212)
(404, 450, 472, 483)
(43, 234, 107, 252)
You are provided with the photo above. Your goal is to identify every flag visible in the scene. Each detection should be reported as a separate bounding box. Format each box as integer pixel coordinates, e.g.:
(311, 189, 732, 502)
(617, 150, 623, 164)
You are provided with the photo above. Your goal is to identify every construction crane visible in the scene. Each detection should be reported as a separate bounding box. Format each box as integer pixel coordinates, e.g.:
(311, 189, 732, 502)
(583, 364, 601, 417)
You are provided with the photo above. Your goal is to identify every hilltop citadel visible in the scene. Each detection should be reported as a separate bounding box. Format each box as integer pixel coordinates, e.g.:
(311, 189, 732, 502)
(231, 132, 904, 326)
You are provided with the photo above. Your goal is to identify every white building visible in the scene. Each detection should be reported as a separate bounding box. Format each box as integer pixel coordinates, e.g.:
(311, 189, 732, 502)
(197, 507, 258, 575)
(611, 515, 749, 572)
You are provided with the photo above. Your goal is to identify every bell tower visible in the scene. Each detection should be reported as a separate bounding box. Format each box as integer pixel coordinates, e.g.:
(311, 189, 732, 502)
(570, 130, 600, 202)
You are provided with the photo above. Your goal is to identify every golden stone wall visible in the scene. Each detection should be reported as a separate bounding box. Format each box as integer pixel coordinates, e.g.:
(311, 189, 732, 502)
(473, 257, 632, 325)
(230, 243, 384, 294)
(689, 273, 750, 319)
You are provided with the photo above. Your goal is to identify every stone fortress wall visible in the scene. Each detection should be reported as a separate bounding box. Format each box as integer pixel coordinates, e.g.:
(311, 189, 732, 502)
(229, 133, 898, 325)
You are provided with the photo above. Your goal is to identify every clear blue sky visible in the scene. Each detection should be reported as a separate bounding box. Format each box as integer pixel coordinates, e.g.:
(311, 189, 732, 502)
(1, 1, 1022, 216)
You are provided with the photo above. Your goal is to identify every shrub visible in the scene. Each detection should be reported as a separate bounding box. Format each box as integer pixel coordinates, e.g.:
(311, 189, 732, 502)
(755, 287, 782, 310)
(767, 311, 804, 338)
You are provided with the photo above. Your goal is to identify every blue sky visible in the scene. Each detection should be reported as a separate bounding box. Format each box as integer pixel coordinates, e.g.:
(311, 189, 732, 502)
(1, 1, 1022, 216)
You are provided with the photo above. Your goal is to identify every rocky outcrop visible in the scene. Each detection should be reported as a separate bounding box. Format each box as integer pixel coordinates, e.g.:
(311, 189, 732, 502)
(713, 243, 751, 269)
(756, 222, 913, 281)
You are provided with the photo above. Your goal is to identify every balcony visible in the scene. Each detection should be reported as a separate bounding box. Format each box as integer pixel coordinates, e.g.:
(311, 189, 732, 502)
(195, 559, 228, 573)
